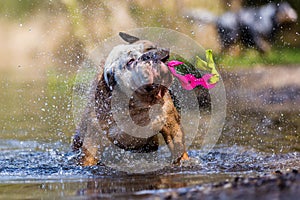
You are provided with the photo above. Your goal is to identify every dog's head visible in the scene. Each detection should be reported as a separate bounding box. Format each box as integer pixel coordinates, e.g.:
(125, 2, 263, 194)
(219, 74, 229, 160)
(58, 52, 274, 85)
(103, 32, 172, 98)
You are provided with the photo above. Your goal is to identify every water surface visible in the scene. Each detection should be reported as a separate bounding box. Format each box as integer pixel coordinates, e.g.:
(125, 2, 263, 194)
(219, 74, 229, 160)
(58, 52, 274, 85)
(0, 66, 299, 199)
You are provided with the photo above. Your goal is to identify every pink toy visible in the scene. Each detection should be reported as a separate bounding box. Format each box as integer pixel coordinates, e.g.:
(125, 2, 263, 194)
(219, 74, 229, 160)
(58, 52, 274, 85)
(167, 61, 216, 90)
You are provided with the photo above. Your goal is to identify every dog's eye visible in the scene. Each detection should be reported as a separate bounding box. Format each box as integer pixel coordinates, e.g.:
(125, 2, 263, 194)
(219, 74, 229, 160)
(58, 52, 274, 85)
(145, 47, 155, 51)
(126, 58, 135, 69)
(145, 44, 157, 51)
(127, 58, 135, 65)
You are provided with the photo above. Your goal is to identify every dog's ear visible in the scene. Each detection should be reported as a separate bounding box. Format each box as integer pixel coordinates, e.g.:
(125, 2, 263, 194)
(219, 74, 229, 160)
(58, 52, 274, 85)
(119, 32, 140, 44)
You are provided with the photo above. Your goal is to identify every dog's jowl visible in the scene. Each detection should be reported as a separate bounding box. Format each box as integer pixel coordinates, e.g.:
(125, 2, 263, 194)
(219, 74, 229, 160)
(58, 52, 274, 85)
(73, 32, 189, 166)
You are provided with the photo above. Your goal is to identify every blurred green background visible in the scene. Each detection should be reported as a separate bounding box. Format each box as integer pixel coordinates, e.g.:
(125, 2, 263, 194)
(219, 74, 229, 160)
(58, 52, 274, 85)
(0, 0, 299, 70)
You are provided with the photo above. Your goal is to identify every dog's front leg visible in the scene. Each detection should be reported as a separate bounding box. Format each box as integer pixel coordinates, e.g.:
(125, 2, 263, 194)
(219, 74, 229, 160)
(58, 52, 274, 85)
(78, 75, 110, 166)
(159, 92, 189, 164)
(79, 111, 103, 166)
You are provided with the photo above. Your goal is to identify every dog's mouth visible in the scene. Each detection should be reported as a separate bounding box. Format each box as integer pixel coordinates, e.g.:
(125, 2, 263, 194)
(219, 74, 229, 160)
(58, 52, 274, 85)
(137, 83, 161, 94)
(135, 84, 168, 103)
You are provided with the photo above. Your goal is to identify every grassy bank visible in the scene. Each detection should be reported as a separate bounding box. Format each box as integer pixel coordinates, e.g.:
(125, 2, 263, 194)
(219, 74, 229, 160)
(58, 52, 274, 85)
(216, 47, 300, 68)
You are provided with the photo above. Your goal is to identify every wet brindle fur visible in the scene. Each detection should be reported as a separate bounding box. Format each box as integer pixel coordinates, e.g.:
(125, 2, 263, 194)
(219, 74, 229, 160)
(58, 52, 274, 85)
(72, 32, 189, 166)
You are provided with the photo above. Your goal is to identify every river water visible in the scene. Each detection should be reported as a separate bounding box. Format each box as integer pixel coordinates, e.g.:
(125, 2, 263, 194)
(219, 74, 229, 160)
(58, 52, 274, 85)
(0, 66, 299, 199)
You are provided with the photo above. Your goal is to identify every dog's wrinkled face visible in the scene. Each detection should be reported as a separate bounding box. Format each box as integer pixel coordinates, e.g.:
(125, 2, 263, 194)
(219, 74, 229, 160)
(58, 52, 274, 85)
(103, 33, 172, 97)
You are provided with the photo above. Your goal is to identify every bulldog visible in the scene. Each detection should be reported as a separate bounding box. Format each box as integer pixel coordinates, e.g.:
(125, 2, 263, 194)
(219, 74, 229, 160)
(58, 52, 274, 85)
(72, 32, 189, 166)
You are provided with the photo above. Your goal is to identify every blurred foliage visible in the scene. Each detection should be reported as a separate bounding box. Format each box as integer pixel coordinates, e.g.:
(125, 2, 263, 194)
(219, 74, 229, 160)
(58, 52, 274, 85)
(129, 3, 168, 27)
(0, 0, 299, 68)
(0, 0, 45, 19)
(217, 47, 300, 67)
